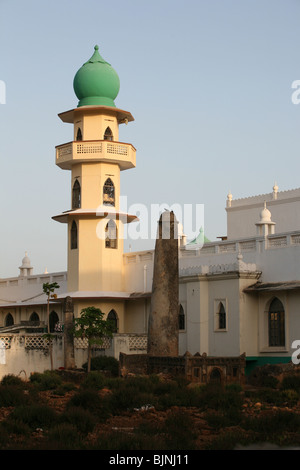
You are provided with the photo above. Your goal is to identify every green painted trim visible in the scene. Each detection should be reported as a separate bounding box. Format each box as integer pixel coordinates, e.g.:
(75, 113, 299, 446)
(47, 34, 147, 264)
(77, 96, 116, 107)
(245, 356, 291, 375)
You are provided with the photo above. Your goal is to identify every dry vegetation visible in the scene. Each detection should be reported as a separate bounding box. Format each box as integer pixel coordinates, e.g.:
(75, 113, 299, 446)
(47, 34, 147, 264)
(0, 360, 300, 450)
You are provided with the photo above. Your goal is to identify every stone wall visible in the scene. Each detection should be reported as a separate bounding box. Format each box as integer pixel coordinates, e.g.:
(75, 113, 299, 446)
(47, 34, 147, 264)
(119, 352, 246, 385)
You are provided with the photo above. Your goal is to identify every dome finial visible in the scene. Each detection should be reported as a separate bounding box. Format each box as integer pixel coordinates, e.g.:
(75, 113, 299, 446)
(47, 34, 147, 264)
(94, 45, 99, 50)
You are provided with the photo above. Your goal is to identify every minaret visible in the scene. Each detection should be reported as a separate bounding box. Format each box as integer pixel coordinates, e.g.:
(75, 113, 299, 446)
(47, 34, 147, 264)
(53, 46, 137, 294)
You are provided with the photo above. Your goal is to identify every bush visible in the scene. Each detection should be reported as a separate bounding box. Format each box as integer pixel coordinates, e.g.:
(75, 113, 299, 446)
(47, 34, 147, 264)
(51, 382, 77, 396)
(0, 385, 28, 407)
(8, 404, 58, 430)
(82, 356, 119, 376)
(46, 423, 83, 450)
(281, 374, 300, 391)
(60, 406, 97, 434)
(106, 386, 156, 413)
(248, 364, 281, 387)
(66, 389, 104, 416)
(80, 371, 105, 390)
(205, 408, 243, 430)
(1, 374, 26, 388)
(198, 383, 243, 411)
(244, 409, 300, 435)
(163, 408, 197, 449)
(29, 371, 62, 390)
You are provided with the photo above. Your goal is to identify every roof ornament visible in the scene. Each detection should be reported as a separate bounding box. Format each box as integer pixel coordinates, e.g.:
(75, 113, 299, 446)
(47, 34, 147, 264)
(272, 181, 279, 200)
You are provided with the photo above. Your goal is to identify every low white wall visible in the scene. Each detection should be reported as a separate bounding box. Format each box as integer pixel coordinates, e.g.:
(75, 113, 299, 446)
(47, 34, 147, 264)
(0, 333, 148, 381)
(0, 335, 64, 381)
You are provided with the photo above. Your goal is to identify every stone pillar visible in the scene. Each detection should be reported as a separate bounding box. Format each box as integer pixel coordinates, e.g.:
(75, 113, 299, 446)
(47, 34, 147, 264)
(147, 210, 179, 356)
(63, 296, 75, 369)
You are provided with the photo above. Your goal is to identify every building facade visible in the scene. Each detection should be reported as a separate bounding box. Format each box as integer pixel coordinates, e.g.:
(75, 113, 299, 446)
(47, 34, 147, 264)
(0, 46, 299, 377)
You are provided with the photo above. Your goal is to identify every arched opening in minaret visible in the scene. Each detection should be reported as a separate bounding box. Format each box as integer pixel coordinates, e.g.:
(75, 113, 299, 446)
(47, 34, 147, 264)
(71, 220, 78, 250)
(76, 128, 82, 141)
(107, 309, 118, 332)
(72, 179, 81, 209)
(105, 219, 117, 249)
(104, 126, 113, 141)
(103, 178, 115, 206)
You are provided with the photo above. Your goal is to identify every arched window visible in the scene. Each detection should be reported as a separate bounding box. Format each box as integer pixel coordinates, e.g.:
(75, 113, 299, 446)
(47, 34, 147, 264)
(49, 311, 60, 333)
(72, 179, 81, 209)
(71, 220, 78, 250)
(179, 304, 185, 330)
(5, 313, 14, 327)
(218, 302, 226, 329)
(103, 178, 115, 206)
(105, 220, 117, 249)
(104, 126, 113, 141)
(30, 312, 39, 323)
(76, 128, 82, 141)
(268, 298, 285, 347)
(107, 309, 118, 333)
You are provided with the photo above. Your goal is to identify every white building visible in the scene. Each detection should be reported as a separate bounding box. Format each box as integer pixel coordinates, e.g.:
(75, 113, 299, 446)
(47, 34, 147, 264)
(0, 47, 299, 378)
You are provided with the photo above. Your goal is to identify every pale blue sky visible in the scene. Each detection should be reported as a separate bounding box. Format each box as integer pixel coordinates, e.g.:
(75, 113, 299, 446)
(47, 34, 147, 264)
(1, 0, 300, 277)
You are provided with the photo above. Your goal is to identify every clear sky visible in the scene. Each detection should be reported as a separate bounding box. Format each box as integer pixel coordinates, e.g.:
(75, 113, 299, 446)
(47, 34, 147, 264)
(1, 0, 300, 277)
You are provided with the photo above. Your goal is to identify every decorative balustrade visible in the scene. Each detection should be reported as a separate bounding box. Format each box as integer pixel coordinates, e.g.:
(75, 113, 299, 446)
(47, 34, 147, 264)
(56, 140, 136, 170)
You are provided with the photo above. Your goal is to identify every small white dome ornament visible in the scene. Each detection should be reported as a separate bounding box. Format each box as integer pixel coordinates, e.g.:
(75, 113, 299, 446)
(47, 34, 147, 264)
(273, 182, 279, 200)
(19, 252, 33, 277)
(227, 191, 233, 207)
(255, 201, 275, 236)
(260, 201, 272, 223)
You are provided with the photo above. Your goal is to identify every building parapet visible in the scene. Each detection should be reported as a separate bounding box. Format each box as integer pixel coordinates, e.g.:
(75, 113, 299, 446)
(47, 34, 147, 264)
(0, 272, 67, 290)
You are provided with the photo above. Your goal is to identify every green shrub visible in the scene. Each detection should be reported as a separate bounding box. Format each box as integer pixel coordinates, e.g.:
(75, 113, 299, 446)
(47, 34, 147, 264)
(51, 382, 77, 396)
(8, 404, 58, 430)
(244, 409, 300, 435)
(80, 371, 105, 390)
(46, 423, 83, 450)
(60, 406, 96, 434)
(66, 389, 104, 416)
(1, 374, 26, 388)
(281, 389, 299, 406)
(163, 408, 197, 450)
(248, 364, 281, 387)
(198, 383, 243, 411)
(29, 370, 62, 390)
(0, 385, 28, 407)
(225, 383, 243, 392)
(82, 356, 119, 376)
(204, 408, 243, 430)
(281, 374, 300, 391)
(107, 386, 156, 413)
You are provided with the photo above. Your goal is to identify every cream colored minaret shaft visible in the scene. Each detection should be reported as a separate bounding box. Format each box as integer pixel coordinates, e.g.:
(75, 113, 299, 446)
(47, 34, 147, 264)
(52, 46, 137, 295)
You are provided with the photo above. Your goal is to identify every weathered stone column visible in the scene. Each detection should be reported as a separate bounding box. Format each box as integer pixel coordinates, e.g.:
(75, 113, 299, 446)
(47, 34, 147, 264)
(147, 210, 179, 356)
(63, 296, 75, 369)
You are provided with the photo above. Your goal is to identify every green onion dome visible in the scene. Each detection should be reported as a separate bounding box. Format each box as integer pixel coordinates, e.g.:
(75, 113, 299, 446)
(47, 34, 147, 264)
(73, 45, 120, 107)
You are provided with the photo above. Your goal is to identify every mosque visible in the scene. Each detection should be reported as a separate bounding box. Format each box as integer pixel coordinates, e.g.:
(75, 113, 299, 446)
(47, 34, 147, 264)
(0, 45, 300, 377)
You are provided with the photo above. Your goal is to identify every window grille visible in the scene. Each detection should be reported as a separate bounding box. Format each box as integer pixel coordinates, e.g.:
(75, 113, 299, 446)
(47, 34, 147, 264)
(268, 298, 285, 346)
(103, 178, 115, 206)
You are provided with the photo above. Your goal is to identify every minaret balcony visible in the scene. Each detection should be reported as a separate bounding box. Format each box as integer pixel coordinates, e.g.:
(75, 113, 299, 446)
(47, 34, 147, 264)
(55, 140, 136, 171)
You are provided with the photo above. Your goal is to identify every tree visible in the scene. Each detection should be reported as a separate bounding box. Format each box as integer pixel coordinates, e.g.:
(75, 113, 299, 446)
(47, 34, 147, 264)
(42, 282, 60, 370)
(73, 306, 115, 372)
